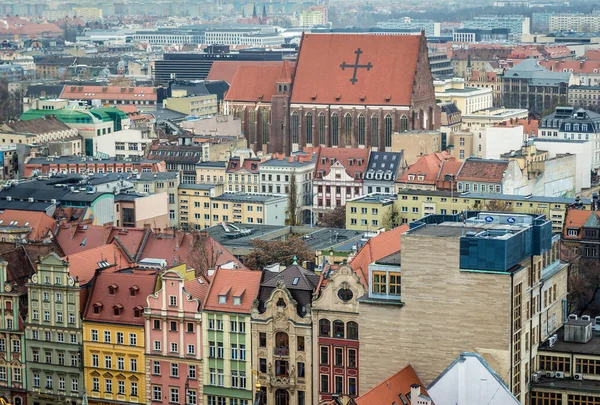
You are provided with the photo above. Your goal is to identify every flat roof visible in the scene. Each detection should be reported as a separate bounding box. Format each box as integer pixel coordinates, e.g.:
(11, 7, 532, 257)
(204, 224, 364, 252)
(179, 183, 219, 190)
(211, 193, 286, 203)
(406, 220, 529, 238)
(539, 326, 600, 356)
(350, 194, 397, 204)
(532, 377, 600, 395)
(396, 189, 590, 204)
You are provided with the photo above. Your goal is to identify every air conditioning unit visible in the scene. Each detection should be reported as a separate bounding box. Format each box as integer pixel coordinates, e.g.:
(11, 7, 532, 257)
(546, 371, 555, 378)
(549, 334, 558, 347)
(555, 371, 565, 379)
(531, 373, 540, 383)
(582, 315, 591, 322)
(568, 314, 578, 321)
(574, 373, 584, 381)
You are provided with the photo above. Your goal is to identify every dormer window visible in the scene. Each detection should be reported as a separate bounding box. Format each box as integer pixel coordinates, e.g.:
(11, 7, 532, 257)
(321, 158, 326, 164)
(233, 289, 245, 306)
(567, 229, 578, 237)
(113, 304, 123, 316)
(108, 284, 118, 295)
(133, 306, 143, 318)
(93, 302, 103, 314)
(218, 287, 231, 304)
(418, 175, 425, 181)
(130, 286, 139, 297)
(408, 175, 415, 181)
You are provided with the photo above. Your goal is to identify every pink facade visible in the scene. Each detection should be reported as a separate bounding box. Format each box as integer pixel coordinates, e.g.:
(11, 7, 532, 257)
(145, 270, 203, 404)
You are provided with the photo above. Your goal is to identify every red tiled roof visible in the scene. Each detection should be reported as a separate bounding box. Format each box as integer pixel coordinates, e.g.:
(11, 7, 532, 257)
(349, 225, 409, 286)
(84, 271, 158, 325)
(584, 49, 600, 61)
(138, 231, 244, 271)
(540, 60, 600, 74)
(456, 158, 509, 184)
(518, 118, 539, 137)
(355, 364, 430, 405)
(224, 65, 283, 102)
(0, 210, 55, 241)
(116, 105, 139, 115)
(60, 86, 157, 101)
(291, 33, 422, 105)
(55, 224, 111, 255)
(309, 146, 371, 181)
(397, 153, 451, 186)
(203, 267, 261, 313)
(226, 157, 261, 173)
(436, 158, 462, 189)
(65, 243, 132, 285)
(184, 276, 211, 305)
(563, 209, 599, 240)
(207, 61, 292, 84)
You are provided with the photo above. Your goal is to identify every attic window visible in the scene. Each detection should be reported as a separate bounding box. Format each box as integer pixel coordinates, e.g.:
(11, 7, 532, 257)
(130, 286, 139, 296)
(233, 289, 245, 306)
(418, 175, 425, 181)
(276, 298, 287, 308)
(321, 158, 326, 164)
(357, 159, 363, 166)
(108, 284, 118, 295)
(93, 302, 103, 314)
(408, 175, 415, 181)
(311, 93, 317, 101)
(292, 277, 300, 286)
(360, 94, 366, 101)
(218, 287, 231, 304)
(335, 94, 341, 101)
(133, 306, 143, 317)
(384, 95, 391, 102)
(113, 304, 123, 316)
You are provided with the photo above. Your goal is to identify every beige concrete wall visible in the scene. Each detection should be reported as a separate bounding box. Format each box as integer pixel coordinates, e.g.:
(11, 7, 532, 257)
(391, 131, 441, 165)
(358, 234, 512, 393)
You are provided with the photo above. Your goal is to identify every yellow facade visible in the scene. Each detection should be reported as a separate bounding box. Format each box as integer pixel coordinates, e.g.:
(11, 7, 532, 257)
(196, 165, 226, 185)
(178, 184, 222, 230)
(345, 197, 395, 231)
(164, 94, 217, 118)
(211, 199, 270, 225)
(346, 190, 571, 233)
(83, 322, 146, 405)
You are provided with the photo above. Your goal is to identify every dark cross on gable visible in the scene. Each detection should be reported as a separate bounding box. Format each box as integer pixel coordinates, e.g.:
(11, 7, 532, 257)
(340, 48, 373, 85)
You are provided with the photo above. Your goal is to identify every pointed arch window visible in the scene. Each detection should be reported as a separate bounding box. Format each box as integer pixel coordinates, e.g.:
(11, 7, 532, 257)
(384, 114, 393, 148)
(331, 113, 339, 146)
(357, 114, 365, 145)
(261, 109, 269, 145)
(344, 114, 353, 145)
(306, 112, 313, 144)
(248, 109, 256, 144)
(400, 115, 408, 132)
(318, 112, 326, 145)
(291, 112, 299, 144)
(371, 115, 379, 148)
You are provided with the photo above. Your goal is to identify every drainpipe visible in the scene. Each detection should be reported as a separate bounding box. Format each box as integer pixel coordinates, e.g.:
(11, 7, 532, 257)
(528, 255, 534, 391)
(510, 269, 514, 389)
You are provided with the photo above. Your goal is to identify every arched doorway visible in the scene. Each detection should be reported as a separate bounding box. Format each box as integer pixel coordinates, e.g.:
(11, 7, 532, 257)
(275, 389, 290, 405)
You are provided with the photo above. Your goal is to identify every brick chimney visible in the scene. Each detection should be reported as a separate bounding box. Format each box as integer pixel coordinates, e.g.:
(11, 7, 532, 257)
(103, 223, 112, 243)
(175, 229, 185, 249)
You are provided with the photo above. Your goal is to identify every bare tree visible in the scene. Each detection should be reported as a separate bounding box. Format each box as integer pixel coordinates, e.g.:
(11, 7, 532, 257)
(568, 258, 600, 316)
(382, 204, 404, 231)
(285, 171, 299, 226)
(320, 205, 346, 228)
(243, 237, 314, 271)
(186, 232, 222, 278)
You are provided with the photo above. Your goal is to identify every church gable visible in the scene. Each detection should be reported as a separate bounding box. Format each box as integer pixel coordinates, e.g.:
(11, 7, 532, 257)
(290, 33, 422, 106)
(225, 64, 286, 103)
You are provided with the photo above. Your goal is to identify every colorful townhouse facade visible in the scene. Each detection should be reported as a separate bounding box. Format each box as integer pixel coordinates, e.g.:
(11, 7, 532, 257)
(251, 264, 318, 405)
(83, 271, 158, 405)
(0, 258, 27, 405)
(202, 268, 262, 405)
(25, 253, 83, 405)
(145, 268, 204, 405)
(312, 263, 366, 404)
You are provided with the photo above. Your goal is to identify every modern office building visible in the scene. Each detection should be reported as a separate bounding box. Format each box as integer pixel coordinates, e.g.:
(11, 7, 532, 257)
(154, 51, 284, 85)
(463, 15, 531, 36)
(549, 14, 600, 32)
(376, 18, 441, 37)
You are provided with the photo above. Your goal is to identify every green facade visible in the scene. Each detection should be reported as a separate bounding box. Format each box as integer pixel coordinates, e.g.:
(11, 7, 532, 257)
(203, 312, 252, 405)
(25, 254, 83, 405)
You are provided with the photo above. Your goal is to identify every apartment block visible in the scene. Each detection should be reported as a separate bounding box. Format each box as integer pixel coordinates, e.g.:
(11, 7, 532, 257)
(358, 212, 567, 404)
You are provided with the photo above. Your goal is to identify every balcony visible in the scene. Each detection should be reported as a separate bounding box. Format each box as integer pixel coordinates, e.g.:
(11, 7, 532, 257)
(274, 347, 289, 356)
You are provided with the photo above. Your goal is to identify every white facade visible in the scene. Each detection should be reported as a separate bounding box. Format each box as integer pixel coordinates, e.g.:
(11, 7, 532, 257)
(534, 138, 592, 190)
(473, 125, 524, 160)
(259, 159, 315, 208)
(549, 15, 600, 32)
(313, 161, 364, 212)
(264, 196, 288, 226)
(428, 352, 520, 405)
(92, 129, 152, 159)
(461, 108, 529, 131)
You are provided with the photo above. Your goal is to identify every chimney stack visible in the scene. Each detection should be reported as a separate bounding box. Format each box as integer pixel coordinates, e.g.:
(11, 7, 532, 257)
(410, 384, 421, 402)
